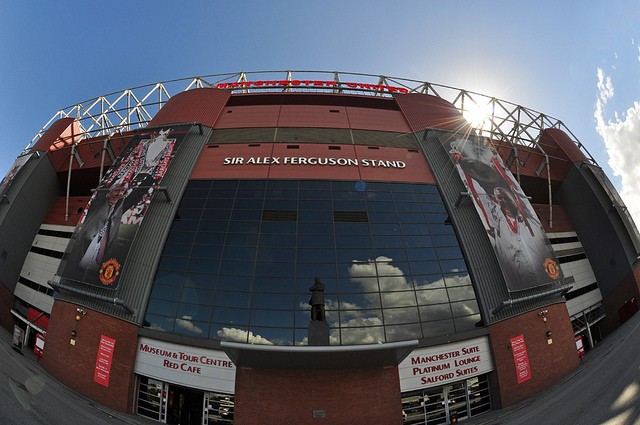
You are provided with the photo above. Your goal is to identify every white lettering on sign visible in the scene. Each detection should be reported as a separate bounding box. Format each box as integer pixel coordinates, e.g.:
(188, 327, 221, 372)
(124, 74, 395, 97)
(223, 156, 406, 169)
(398, 336, 494, 391)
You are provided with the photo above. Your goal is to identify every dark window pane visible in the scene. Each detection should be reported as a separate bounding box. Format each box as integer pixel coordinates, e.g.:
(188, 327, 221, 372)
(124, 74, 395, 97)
(145, 314, 175, 333)
(257, 247, 296, 262)
(194, 231, 226, 244)
(147, 298, 178, 316)
(409, 261, 441, 275)
(401, 223, 430, 235)
(298, 200, 333, 211)
(368, 212, 397, 223)
(177, 303, 212, 322)
(251, 293, 294, 310)
(157, 256, 188, 272)
(436, 246, 463, 260)
(297, 234, 335, 248)
(336, 248, 375, 263)
(370, 223, 401, 235)
(295, 262, 337, 278)
(439, 259, 467, 273)
(228, 221, 260, 233)
(215, 291, 250, 308)
(184, 273, 216, 288)
(188, 258, 221, 274)
(224, 233, 259, 246)
(259, 234, 296, 247)
(211, 307, 250, 325)
(216, 275, 252, 291)
(180, 288, 214, 305)
(297, 222, 334, 234)
(162, 243, 191, 257)
(151, 283, 182, 300)
(222, 246, 257, 261)
(191, 244, 223, 259)
(153, 270, 184, 286)
(374, 249, 407, 262)
(254, 261, 295, 277)
(253, 277, 294, 293)
(403, 235, 434, 248)
(219, 260, 255, 276)
(432, 235, 459, 247)
(167, 231, 196, 244)
(334, 223, 370, 235)
(250, 310, 294, 328)
(406, 248, 438, 261)
(296, 249, 335, 262)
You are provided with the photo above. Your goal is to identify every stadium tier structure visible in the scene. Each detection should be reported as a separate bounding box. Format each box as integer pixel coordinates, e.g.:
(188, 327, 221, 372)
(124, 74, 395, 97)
(1, 71, 639, 425)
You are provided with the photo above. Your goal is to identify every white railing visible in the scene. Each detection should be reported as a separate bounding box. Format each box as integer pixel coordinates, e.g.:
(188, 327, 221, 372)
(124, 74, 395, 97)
(23, 70, 596, 163)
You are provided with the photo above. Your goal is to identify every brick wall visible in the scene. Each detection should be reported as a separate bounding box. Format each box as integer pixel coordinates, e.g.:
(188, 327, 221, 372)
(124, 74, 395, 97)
(41, 300, 139, 412)
(488, 303, 580, 407)
(234, 366, 403, 425)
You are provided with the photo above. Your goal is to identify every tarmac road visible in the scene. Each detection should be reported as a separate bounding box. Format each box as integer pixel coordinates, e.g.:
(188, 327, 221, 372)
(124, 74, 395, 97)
(0, 327, 154, 425)
(0, 310, 639, 424)
(466, 309, 640, 425)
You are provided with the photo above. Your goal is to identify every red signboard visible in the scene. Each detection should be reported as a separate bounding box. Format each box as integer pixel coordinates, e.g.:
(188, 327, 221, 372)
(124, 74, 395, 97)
(94, 335, 116, 387)
(510, 334, 531, 384)
(34, 333, 45, 360)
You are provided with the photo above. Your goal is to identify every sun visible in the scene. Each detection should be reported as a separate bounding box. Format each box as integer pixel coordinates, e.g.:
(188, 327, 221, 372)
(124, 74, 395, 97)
(463, 100, 493, 131)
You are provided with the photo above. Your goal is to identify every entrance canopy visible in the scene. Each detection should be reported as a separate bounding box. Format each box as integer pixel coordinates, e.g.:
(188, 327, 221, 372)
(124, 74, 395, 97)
(221, 340, 418, 370)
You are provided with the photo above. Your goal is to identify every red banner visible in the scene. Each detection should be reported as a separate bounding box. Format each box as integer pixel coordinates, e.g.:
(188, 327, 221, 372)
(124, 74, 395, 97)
(94, 335, 116, 387)
(510, 334, 531, 384)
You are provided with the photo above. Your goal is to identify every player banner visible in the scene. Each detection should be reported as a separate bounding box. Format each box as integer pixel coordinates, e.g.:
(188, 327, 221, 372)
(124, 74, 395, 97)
(445, 135, 562, 292)
(0, 154, 32, 200)
(58, 126, 185, 289)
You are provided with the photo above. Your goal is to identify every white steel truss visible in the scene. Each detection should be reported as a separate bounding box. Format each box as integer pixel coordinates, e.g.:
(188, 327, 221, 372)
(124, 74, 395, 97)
(23, 70, 597, 164)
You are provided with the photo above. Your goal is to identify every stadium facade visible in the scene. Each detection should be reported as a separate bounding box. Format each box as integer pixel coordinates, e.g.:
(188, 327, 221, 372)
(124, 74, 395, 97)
(1, 71, 638, 425)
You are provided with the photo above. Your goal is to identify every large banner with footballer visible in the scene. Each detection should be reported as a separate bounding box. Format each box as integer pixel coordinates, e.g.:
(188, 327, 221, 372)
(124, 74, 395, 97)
(445, 135, 562, 292)
(0, 153, 32, 200)
(59, 126, 185, 289)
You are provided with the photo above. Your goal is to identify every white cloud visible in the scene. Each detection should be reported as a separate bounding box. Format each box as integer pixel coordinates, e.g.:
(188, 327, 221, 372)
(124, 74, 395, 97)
(176, 316, 204, 334)
(216, 327, 274, 345)
(594, 67, 640, 224)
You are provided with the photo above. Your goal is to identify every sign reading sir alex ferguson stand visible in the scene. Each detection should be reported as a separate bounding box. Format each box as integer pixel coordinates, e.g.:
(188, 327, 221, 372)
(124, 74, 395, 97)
(58, 126, 187, 289)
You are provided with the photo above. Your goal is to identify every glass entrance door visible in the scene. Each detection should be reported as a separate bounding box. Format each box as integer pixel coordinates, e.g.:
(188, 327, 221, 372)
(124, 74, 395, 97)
(443, 382, 468, 423)
(401, 375, 491, 424)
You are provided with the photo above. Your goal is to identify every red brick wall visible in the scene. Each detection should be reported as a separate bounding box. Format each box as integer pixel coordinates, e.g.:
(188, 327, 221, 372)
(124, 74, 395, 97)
(234, 366, 403, 425)
(488, 303, 580, 407)
(41, 300, 139, 412)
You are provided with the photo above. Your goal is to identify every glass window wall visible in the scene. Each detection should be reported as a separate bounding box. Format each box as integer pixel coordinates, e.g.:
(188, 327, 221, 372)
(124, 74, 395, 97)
(145, 180, 480, 345)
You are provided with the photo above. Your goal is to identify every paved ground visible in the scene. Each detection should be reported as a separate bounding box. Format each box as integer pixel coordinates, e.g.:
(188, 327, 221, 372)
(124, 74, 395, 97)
(465, 309, 640, 425)
(0, 310, 639, 424)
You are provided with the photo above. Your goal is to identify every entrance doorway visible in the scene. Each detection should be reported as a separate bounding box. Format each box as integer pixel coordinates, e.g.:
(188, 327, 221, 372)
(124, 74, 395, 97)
(402, 375, 491, 424)
(167, 385, 204, 425)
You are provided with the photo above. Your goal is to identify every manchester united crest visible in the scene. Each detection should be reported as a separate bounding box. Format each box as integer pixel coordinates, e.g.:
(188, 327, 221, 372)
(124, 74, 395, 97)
(543, 258, 560, 280)
(99, 259, 121, 286)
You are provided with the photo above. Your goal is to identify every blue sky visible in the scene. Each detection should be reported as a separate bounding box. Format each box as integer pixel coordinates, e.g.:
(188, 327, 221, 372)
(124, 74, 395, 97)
(1, 1, 639, 219)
